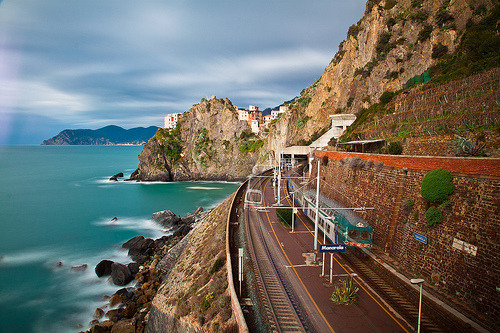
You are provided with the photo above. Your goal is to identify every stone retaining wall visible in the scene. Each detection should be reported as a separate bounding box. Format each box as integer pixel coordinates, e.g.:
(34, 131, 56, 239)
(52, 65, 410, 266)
(313, 150, 500, 321)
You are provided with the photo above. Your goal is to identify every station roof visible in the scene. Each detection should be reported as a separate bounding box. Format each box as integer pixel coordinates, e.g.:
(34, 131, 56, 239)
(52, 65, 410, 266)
(337, 139, 385, 145)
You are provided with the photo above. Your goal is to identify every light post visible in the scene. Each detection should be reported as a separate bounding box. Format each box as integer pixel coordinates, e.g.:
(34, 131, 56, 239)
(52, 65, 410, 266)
(410, 278, 424, 333)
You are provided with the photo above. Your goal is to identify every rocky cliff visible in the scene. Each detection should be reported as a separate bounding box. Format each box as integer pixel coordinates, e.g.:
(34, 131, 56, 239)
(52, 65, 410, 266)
(129, 97, 261, 181)
(260, 0, 497, 157)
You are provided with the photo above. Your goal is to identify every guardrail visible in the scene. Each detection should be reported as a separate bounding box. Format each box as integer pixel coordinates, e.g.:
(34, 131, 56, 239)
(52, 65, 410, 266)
(226, 180, 249, 333)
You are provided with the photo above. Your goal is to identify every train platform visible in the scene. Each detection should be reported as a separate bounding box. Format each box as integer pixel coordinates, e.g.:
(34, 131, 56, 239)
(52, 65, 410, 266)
(253, 175, 413, 332)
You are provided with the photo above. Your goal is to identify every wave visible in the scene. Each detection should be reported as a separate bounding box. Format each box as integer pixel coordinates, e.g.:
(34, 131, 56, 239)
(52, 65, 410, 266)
(0, 247, 60, 267)
(93, 216, 170, 239)
(186, 186, 222, 190)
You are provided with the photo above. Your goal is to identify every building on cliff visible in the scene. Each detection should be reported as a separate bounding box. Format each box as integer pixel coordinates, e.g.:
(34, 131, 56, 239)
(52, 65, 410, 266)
(164, 113, 180, 129)
(237, 105, 262, 133)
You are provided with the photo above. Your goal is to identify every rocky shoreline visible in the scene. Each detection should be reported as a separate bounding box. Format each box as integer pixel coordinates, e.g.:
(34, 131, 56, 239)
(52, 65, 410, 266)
(82, 207, 208, 333)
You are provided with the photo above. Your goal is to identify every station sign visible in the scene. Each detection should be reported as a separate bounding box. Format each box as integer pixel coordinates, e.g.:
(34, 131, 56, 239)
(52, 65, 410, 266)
(413, 232, 428, 244)
(344, 241, 371, 248)
(320, 244, 346, 253)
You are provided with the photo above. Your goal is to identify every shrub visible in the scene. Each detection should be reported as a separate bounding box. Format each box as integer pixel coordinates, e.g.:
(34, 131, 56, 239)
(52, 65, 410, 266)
(421, 169, 455, 203)
(410, 10, 429, 22)
(276, 208, 292, 227)
(330, 277, 359, 305)
(453, 135, 485, 156)
(435, 9, 454, 27)
(418, 24, 433, 42)
(347, 24, 360, 38)
(379, 91, 396, 105)
(209, 257, 225, 275)
(425, 206, 443, 226)
(384, 0, 397, 10)
(388, 141, 403, 155)
(432, 43, 449, 59)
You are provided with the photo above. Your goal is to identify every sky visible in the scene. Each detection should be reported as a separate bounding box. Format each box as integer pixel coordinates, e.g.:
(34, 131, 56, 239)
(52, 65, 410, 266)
(0, 0, 366, 144)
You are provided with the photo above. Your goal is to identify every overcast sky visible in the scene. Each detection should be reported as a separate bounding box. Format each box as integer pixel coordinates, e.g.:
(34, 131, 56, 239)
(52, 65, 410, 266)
(0, 0, 366, 144)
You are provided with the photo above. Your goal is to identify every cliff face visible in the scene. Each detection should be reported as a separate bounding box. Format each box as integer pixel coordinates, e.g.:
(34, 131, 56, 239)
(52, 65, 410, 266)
(262, 0, 495, 152)
(130, 97, 260, 181)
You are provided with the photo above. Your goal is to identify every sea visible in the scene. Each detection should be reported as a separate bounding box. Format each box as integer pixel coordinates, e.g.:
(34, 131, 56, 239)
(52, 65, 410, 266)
(0, 145, 240, 333)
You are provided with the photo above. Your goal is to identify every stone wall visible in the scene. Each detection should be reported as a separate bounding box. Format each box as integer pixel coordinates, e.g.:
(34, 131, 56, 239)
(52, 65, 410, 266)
(313, 150, 500, 321)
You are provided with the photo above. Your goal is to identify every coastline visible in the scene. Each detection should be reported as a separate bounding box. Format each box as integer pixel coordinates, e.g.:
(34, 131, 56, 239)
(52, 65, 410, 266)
(84, 208, 209, 333)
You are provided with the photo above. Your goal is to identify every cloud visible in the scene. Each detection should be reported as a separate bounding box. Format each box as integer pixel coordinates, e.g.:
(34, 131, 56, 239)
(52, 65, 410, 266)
(0, 0, 366, 140)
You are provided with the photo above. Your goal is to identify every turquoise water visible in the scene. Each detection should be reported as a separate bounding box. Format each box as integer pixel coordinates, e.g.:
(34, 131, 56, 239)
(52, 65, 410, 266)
(0, 145, 239, 332)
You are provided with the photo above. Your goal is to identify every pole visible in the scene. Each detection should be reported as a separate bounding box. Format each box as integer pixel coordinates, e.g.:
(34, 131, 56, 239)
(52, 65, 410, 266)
(278, 151, 281, 205)
(238, 248, 243, 298)
(329, 253, 333, 284)
(417, 283, 423, 333)
(321, 230, 326, 276)
(292, 192, 295, 233)
(314, 160, 320, 252)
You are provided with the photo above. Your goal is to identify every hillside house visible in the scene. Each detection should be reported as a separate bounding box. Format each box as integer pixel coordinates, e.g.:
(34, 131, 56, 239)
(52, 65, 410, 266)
(164, 113, 180, 129)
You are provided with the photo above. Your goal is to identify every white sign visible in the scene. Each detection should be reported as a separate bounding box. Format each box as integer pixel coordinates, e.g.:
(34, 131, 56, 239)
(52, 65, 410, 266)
(452, 238, 477, 256)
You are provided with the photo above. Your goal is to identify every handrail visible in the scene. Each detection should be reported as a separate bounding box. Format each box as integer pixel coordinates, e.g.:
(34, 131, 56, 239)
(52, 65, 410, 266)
(226, 180, 249, 333)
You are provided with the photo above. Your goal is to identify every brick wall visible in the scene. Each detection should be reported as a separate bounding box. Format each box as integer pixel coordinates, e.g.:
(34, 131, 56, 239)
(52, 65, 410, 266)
(313, 150, 500, 320)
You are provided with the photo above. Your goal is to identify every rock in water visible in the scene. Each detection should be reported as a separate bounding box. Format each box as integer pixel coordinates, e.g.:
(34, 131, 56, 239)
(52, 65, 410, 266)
(93, 308, 105, 320)
(128, 262, 140, 275)
(111, 263, 132, 286)
(151, 210, 181, 228)
(71, 264, 88, 271)
(122, 236, 145, 249)
(110, 172, 124, 181)
(95, 260, 114, 277)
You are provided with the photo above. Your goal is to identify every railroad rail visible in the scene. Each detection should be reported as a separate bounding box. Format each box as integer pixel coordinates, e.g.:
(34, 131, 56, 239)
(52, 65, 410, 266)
(339, 249, 476, 333)
(245, 172, 306, 332)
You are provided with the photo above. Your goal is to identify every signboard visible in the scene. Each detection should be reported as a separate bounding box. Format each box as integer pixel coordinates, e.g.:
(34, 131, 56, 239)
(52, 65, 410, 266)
(413, 232, 428, 244)
(320, 244, 346, 253)
(344, 241, 371, 248)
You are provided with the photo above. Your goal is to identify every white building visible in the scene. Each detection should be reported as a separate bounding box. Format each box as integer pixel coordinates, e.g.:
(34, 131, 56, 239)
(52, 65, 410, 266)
(238, 109, 249, 121)
(164, 113, 179, 129)
(270, 105, 288, 120)
(250, 119, 260, 133)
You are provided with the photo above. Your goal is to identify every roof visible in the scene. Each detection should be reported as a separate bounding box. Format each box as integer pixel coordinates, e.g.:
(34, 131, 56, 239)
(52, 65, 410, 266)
(337, 139, 385, 145)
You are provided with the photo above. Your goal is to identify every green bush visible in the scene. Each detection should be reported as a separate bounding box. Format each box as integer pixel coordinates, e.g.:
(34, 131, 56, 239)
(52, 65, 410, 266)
(388, 141, 403, 155)
(425, 206, 443, 226)
(209, 257, 225, 275)
(432, 43, 449, 59)
(418, 24, 433, 42)
(379, 91, 396, 105)
(276, 208, 292, 227)
(421, 169, 455, 203)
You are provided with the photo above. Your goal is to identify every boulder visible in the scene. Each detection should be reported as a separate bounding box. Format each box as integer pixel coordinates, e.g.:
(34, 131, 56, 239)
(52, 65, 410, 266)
(128, 262, 140, 275)
(151, 210, 181, 228)
(109, 293, 123, 307)
(173, 224, 192, 238)
(93, 307, 105, 320)
(111, 318, 135, 333)
(110, 263, 132, 286)
(122, 236, 144, 249)
(95, 260, 114, 277)
(127, 238, 155, 263)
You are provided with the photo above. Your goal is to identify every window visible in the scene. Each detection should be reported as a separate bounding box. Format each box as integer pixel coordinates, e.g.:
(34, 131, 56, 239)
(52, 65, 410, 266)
(348, 229, 359, 240)
(360, 230, 371, 241)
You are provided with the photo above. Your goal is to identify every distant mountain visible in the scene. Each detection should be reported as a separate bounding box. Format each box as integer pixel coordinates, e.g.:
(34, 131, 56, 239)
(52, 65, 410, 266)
(41, 125, 160, 145)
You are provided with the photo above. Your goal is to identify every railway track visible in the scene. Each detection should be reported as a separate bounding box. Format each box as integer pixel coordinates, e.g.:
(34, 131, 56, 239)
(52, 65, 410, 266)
(244, 173, 307, 333)
(340, 249, 475, 333)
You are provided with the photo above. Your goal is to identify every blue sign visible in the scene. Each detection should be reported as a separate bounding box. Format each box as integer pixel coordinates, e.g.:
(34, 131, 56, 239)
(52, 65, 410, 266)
(320, 244, 346, 253)
(413, 233, 427, 244)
